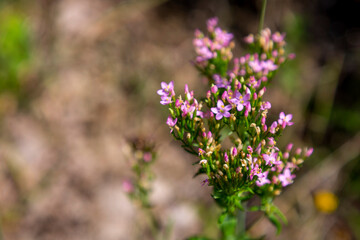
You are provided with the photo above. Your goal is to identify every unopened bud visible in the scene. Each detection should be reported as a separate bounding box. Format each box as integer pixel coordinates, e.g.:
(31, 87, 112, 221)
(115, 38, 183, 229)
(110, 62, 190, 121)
(274, 189, 281, 196)
(211, 85, 218, 94)
(186, 133, 191, 139)
(259, 87, 266, 97)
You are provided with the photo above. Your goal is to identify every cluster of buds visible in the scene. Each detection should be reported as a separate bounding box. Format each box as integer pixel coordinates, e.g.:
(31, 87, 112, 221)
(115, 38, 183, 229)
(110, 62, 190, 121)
(158, 18, 313, 221)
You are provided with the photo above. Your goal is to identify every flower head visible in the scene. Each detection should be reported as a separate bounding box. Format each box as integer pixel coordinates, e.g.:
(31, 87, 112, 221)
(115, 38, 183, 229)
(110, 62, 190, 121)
(278, 168, 295, 187)
(166, 116, 177, 132)
(278, 112, 293, 128)
(211, 100, 232, 120)
(256, 171, 271, 186)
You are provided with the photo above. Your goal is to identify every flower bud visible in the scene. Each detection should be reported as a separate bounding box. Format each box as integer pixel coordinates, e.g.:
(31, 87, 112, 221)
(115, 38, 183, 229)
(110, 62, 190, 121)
(286, 143, 293, 152)
(231, 147, 238, 157)
(259, 87, 266, 97)
(199, 159, 207, 165)
(305, 148, 313, 157)
(211, 85, 218, 94)
(224, 152, 229, 163)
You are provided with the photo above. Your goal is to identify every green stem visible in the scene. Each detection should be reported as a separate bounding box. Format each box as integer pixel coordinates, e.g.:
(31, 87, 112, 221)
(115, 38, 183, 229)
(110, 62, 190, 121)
(258, 0, 268, 33)
(235, 209, 246, 238)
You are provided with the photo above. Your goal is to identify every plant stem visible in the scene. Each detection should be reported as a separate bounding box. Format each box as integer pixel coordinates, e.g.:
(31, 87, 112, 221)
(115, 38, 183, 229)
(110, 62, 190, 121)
(258, 0, 268, 33)
(235, 209, 246, 238)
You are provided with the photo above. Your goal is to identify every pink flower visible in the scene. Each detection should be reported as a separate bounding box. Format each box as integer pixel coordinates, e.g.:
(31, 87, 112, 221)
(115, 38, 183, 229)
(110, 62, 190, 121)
(143, 152, 152, 162)
(305, 147, 313, 157)
(207, 17, 218, 32)
(272, 32, 286, 43)
(262, 152, 281, 166)
(260, 101, 271, 110)
(166, 116, 177, 132)
(269, 121, 278, 134)
(278, 112, 294, 128)
(211, 100, 232, 120)
(244, 34, 254, 44)
(160, 96, 172, 105)
(122, 180, 134, 193)
(181, 101, 196, 118)
(256, 171, 271, 186)
(224, 152, 229, 163)
(157, 81, 174, 96)
(250, 164, 262, 180)
(278, 168, 295, 187)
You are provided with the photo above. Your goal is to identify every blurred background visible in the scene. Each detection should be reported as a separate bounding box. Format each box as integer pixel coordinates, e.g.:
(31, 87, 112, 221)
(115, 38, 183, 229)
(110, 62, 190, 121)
(0, 0, 359, 239)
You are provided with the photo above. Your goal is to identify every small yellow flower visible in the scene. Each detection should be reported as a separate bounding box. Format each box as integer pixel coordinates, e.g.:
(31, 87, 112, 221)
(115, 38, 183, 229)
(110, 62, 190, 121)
(314, 190, 339, 213)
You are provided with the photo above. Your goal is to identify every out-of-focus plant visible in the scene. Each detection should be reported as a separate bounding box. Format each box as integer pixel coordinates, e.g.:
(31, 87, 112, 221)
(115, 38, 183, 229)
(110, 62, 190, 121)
(0, 4, 32, 109)
(157, 6, 313, 240)
(123, 137, 171, 240)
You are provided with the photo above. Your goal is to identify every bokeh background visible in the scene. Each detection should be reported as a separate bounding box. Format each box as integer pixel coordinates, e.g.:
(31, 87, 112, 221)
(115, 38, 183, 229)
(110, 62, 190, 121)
(0, 0, 359, 239)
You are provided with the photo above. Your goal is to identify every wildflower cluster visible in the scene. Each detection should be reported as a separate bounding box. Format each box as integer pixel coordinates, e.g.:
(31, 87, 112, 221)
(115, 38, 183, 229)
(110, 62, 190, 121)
(158, 17, 313, 234)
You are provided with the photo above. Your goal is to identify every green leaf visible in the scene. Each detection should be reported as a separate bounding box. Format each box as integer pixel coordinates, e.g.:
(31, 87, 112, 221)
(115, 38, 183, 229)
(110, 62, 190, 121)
(219, 125, 233, 142)
(268, 214, 282, 235)
(271, 205, 288, 224)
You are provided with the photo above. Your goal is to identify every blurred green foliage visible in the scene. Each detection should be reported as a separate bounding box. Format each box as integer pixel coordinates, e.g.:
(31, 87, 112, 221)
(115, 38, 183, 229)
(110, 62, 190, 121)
(0, 4, 31, 103)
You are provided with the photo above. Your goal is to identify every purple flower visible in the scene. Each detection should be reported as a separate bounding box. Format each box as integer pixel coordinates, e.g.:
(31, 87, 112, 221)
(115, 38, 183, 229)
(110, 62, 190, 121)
(232, 92, 250, 112)
(278, 168, 295, 187)
(201, 178, 209, 186)
(166, 116, 177, 132)
(211, 100, 232, 120)
(256, 171, 271, 186)
(157, 81, 174, 96)
(278, 112, 294, 128)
